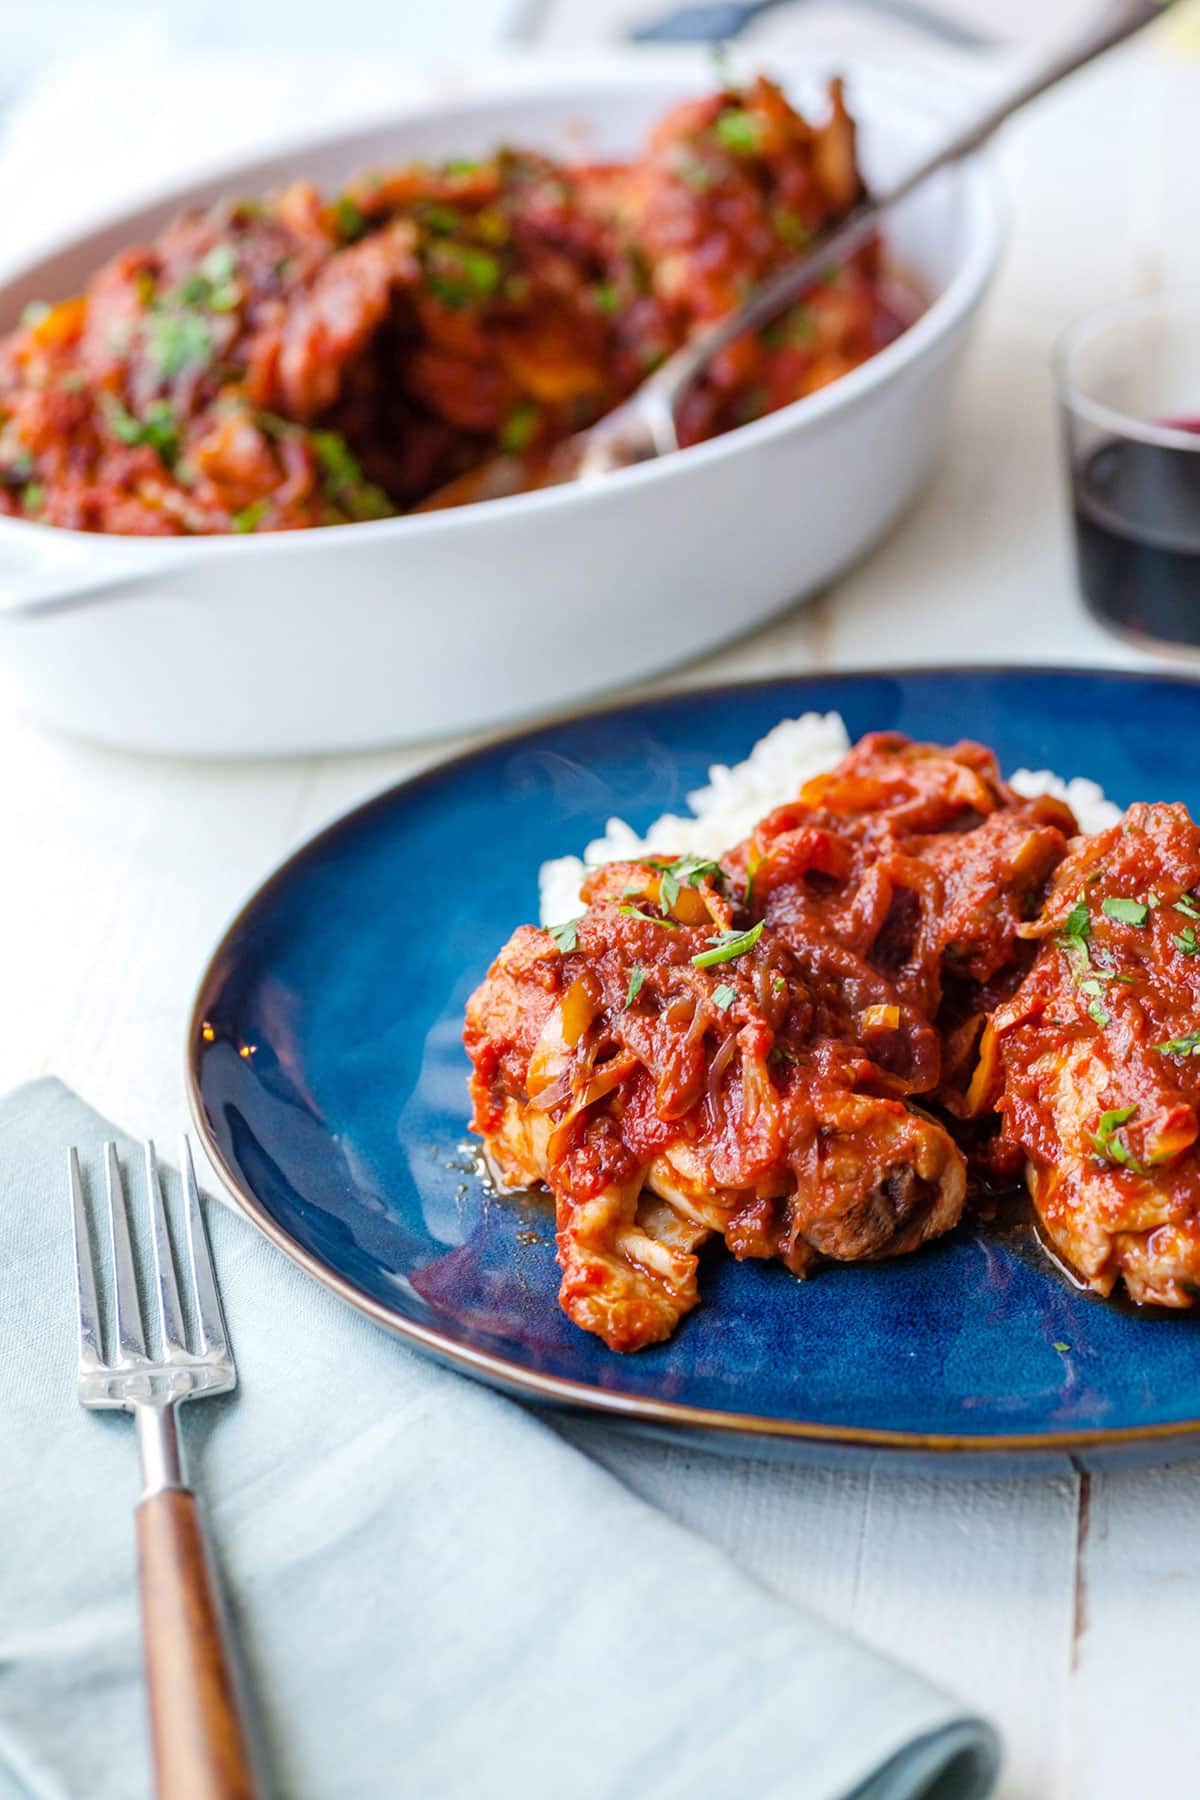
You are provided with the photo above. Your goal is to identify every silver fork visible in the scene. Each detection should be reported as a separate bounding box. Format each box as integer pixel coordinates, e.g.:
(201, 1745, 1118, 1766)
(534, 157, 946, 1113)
(70, 1137, 260, 1799)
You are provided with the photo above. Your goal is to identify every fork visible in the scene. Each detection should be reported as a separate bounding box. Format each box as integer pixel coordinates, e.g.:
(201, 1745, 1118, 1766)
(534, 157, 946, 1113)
(69, 1137, 260, 1799)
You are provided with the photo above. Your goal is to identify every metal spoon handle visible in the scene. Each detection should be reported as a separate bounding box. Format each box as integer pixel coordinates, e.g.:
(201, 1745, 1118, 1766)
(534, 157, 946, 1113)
(645, 0, 1165, 414)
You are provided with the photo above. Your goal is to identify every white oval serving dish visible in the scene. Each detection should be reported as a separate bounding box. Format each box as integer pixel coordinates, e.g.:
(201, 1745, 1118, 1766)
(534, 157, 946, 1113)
(0, 60, 1001, 755)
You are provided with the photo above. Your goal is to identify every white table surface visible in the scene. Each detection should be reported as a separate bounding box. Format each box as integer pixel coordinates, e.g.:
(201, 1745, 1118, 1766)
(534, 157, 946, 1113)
(4, 11, 1200, 1797)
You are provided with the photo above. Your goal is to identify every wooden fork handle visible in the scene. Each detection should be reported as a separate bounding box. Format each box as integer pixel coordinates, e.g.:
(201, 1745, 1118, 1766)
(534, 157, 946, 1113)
(136, 1487, 260, 1799)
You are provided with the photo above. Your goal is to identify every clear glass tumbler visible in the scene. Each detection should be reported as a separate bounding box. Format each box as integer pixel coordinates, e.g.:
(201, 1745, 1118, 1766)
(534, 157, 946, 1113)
(1056, 292, 1200, 648)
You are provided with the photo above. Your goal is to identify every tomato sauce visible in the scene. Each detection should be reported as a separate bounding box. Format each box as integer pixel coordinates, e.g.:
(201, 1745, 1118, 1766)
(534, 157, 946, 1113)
(0, 78, 919, 536)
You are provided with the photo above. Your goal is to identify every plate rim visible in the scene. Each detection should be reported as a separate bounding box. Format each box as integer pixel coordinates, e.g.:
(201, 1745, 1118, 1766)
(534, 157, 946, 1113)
(186, 661, 1200, 1455)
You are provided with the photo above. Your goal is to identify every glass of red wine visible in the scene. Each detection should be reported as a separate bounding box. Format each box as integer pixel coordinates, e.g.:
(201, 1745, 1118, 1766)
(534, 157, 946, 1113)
(1057, 293, 1200, 648)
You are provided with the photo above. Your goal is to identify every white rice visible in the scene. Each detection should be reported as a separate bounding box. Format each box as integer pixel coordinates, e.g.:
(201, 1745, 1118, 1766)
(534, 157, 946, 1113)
(537, 712, 1123, 927)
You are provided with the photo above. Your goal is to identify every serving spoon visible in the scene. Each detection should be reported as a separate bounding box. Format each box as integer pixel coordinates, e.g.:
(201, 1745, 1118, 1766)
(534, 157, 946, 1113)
(418, 0, 1167, 513)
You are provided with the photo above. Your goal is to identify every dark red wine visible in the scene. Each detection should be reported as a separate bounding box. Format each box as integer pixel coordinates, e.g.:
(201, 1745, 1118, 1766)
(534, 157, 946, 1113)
(1072, 430, 1200, 645)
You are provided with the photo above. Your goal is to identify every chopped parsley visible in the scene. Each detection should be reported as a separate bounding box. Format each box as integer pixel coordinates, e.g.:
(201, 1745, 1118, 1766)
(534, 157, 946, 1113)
(419, 203, 462, 236)
(715, 109, 761, 155)
(771, 207, 811, 249)
(231, 500, 268, 534)
(310, 430, 394, 520)
(592, 282, 619, 315)
(625, 966, 645, 1008)
(1057, 899, 1092, 977)
(1064, 901, 1091, 936)
(1174, 926, 1200, 957)
(334, 195, 368, 243)
(143, 308, 214, 379)
(499, 401, 538, 454)
(1176, 893, 1200, 920)
(711, 982, 737, 1012)
(644, 854, 723, 911)
(1079, 981, 1110, 1027)
(692, 920, 764, 969)
(175, 243, 241, 311)
(619, 904, 679, 928)
(1155, 1028, 1200, 1057)
(549, 917, 580, 953)
(22, 482, 44, 514)
(104, 396, 180, 467)
(424, 241, 502, 308)
(1090, 1104, 1144, 1174)
(1102, 897, 1149, 927)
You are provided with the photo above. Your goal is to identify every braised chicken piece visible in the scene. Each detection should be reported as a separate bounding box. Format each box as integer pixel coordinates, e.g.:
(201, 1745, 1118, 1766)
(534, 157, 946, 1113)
(464, 734, 1087, 1350)
(465, 852, 966, 1351)
(993, 803, 1200, 1308)
(725, 733, 1078, 1114)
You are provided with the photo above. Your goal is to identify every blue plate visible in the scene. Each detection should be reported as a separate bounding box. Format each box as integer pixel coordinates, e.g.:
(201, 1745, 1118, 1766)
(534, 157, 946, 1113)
(188, 667, 1200, 1471)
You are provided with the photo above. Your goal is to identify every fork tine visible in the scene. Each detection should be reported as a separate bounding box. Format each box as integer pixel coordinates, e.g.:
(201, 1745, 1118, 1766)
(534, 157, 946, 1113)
(105, 1141, 147, 1362)
(68, 1147, 104, 1372)
(144, 1140, 188, 1358)
(180, 1136, 230, 1361)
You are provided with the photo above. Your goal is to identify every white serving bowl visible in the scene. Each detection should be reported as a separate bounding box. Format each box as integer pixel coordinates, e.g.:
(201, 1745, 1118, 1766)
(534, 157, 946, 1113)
(0, 61, 1001, 755)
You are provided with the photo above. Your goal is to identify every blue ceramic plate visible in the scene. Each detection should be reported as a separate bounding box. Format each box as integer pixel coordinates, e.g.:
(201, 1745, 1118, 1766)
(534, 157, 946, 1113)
(189, 668, 1200, 1470)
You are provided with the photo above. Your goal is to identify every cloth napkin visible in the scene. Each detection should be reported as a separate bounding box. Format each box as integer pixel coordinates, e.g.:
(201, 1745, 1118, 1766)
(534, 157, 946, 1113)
(0, 1080, 1001, 1800)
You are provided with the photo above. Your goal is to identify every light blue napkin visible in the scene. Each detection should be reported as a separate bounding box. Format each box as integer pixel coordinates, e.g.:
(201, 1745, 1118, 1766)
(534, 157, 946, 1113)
(0, 1080, 1001, 1800)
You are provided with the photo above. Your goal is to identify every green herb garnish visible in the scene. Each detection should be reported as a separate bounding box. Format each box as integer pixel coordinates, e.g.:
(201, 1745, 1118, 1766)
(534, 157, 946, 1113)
(772, 208, 811, 249)
(143, 308, 214, 379)
(499, 401, 538, 454)
(310, 430, 394, 520)
(1058, 899, 1091, 975)
(420, 203, 462, 236)
(1102, 897, 1150, 927)
(334, 196, 367, 243)
(425, 242, 501, 308)
(104, 396, 180, 467)
(711, 982, 737, 1012)
(1176, 893, 1200, 920)
(715, 109, 761, 155)
(22, 482, 44, 514)
(1174, 926, 1200, 957)
(231, 500, 268, 534)
(625, 966, 645, 1007)
(549, 918, 580, 953)
(644, 854, 722, 912)
(1090, 1104, 1143, 1173)
(692, 920, 764, 969)
(201, 244, 237, 285)
(1064, 901, 1090, 938)
(1155, 1028, 1200, 1056)
(176, 244, 241, 311)
(619, 904, 679, 929)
